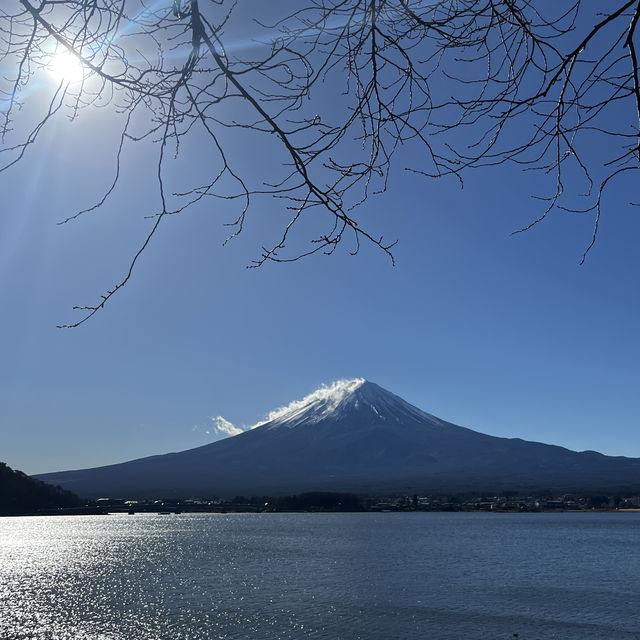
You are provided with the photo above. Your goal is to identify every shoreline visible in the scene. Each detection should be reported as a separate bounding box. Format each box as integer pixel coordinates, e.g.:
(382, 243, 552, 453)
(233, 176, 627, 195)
(3, 507, 640, 517)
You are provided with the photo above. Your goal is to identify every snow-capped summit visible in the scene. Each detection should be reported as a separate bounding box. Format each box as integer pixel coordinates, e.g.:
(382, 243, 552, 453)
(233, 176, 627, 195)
(254, 378, 444, 430)
(36, 379, 640, 499)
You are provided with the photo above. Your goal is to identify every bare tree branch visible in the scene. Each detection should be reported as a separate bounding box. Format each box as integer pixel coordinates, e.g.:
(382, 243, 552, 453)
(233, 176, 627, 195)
(1, 1, 638, 325)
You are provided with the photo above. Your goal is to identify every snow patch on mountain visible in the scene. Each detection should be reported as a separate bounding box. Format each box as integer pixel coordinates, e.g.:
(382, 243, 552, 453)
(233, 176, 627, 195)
(251, 378, 366, 429)
(249, 378, 446, 431)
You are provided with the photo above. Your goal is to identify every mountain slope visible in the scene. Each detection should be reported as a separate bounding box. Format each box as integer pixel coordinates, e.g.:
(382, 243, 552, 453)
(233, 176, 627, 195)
(35, 379, 640, 498)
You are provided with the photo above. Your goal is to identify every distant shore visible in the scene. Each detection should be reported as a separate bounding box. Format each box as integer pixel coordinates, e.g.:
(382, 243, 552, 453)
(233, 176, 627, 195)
(4, 489, 640, 517)
(4, 507, 640, 517)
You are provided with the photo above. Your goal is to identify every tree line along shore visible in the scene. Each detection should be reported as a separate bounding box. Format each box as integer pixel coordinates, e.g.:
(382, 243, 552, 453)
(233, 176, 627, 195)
(3, 461, 640, 516)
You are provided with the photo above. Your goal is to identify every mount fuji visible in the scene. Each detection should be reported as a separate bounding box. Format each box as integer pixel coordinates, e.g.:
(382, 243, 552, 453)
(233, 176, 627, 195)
(35, 379, 640, 498)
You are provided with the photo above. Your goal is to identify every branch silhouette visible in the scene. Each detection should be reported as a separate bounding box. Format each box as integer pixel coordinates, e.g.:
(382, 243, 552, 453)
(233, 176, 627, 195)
(2, 1, 638, 326)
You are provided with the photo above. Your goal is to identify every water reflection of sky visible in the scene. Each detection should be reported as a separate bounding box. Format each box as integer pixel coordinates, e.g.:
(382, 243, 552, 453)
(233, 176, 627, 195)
(2, 512, 640, 640)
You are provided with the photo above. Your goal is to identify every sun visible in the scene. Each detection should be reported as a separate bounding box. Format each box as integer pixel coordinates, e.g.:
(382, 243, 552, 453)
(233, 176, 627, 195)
(48, 50, 84, 84)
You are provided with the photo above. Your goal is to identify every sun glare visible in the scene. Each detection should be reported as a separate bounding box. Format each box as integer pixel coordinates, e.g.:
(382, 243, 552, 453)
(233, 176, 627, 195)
(48, 50, 84, 84)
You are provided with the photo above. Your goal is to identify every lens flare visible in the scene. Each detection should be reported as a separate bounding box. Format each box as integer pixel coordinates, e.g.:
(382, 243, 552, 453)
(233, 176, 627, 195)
(48, 50, 84, 84)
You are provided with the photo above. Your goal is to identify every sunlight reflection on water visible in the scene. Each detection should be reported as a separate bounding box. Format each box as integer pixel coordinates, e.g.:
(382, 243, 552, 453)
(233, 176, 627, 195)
(1, 512, 639, 640)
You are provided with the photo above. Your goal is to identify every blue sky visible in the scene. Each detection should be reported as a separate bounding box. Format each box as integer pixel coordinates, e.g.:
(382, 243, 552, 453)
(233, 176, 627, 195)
(1, 3, 639, 475)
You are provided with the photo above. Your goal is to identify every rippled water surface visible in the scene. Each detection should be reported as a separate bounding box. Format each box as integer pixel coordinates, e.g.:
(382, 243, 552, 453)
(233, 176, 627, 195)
(1, 512, 639, 639)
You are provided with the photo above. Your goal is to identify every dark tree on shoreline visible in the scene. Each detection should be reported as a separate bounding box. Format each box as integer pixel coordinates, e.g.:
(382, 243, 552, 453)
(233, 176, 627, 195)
(2, 1, 639, 325)
(0, 462, 81, 514)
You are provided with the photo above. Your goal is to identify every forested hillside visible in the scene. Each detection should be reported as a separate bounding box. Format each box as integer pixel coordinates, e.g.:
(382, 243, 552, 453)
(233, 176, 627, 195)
(0, 462, 81, 514)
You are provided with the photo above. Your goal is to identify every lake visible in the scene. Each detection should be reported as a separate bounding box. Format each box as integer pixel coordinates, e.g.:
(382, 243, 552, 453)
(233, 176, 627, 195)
(1, 512, 639, 639)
